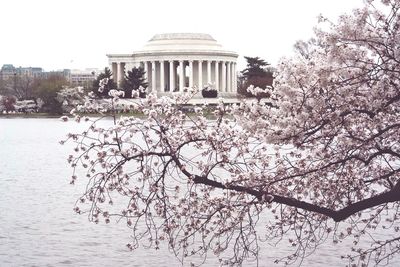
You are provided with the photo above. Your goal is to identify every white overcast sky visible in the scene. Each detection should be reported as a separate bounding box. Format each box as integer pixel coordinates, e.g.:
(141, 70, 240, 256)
(0, 0, 365, 71)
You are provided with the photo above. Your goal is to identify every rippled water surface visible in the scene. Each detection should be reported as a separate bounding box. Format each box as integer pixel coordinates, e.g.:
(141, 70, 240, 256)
(0, 118, 398, 266)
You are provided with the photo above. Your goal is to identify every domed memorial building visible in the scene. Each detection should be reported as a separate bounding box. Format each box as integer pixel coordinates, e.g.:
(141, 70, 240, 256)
(107, 33, 238, 96)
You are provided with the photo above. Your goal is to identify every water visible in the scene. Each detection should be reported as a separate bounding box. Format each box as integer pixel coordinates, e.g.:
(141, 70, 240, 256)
(0, 118, 398, 266)
(0, 118, 179, 267)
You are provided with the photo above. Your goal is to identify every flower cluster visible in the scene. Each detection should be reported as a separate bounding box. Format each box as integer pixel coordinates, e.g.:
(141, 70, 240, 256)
(98, 78, 109, 93)
(246, 85, 273, 96)
(131, 86, 147, 98)
(56, 87, 87, 112)
(108, 89, 125, 99)
(202, 83, 216, 91)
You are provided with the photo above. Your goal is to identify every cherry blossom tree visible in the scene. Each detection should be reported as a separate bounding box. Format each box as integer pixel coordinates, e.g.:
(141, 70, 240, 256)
(63, 0, 400, 265)
(56, 86, 87, 112)
(0, 95, 16, 113)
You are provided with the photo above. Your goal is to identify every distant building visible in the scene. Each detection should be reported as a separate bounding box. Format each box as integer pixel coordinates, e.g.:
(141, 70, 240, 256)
(69, 68, 100, 88)
(0, 64, 100, 90)
(0, 64, 45, 80)
(17, 67, 43, 78)
(41, 69, 71, 79)
(0, 64, 17, 80)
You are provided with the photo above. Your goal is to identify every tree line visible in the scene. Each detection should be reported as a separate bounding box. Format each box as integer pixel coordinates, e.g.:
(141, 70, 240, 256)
(1, 56, 275, 115)
(0, 74, 69, 114)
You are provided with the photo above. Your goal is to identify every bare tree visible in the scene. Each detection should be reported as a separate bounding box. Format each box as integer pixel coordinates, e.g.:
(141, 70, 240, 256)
(17, 74, 35, 99)
(0, 74, 35, 99)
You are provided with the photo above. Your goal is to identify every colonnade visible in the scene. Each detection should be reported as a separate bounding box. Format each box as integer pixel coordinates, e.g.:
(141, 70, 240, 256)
(112, 60, 237, 94)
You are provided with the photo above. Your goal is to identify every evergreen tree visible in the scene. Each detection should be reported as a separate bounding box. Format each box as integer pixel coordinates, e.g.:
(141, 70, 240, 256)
(238, 56, 274, 97)
(92, 67, 117, 98)
(241, 56, 269, 79)
(121, 67, 148, 98)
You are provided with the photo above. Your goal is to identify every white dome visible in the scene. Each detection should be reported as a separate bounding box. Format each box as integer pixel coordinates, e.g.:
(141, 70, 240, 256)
(140, 33, 232, 54)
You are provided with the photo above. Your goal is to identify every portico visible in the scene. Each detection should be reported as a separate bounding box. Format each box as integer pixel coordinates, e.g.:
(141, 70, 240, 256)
(107, 33, 238, 96)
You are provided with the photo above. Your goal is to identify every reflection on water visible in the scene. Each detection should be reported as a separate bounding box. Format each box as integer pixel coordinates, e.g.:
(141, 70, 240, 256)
(0, 118, 398, 266)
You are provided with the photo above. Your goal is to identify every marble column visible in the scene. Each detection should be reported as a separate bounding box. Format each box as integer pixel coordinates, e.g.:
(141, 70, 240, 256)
(151, 61, 156, 92)
(160, 60, 165, 92)
(222, 61, 226, 92)
(189, 60, 193, 88)
(182, 61, 186, 87)
(198, 60, 203, 89)
(143, 62, 148, 85)
(117, 62, 122, 88)
(112, 62, 118, 85)
(179, 60, 184, 92)
(227, 62, 231, 93)
(169, 60, 174, 92)
(207, 60, 211, 84)
(233, 63, 237, 93)
(214, 61, 219, 90)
